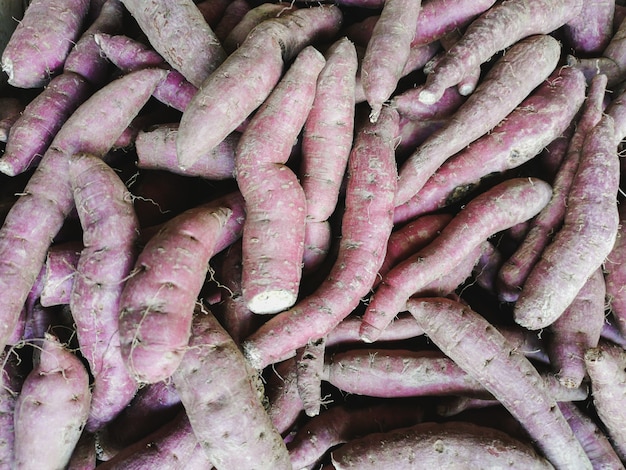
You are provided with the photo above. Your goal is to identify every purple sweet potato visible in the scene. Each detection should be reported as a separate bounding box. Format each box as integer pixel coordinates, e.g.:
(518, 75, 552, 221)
(394, 34, 561, 207)
(118, 201, 234, 384)
(172, 306, 291, 469)
(514, 114, 619, 330)
(1, 0, 91, 88)
(14, 333, 91, 469)
(242, 106, 398, 369)
(407, 297, 591, 468)
(120, 0, 226, 88)
(331, 421, 554, 469)
(68, 152, 141, 432)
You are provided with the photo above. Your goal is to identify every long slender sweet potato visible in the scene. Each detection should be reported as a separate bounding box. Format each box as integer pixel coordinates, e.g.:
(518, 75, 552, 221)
(0, 350, 24, 467)
(331, 421, 555, 469)
(394, 34, 561, 207)
(242, 106, 398, 369)
(513, 114, 619, 330)
(418, 0, 583, 105)
(1, 0, 91, 88)
(360, 177, 552, 343)
(0, 71, 92, 176)
(63, 0, 124, 86)
(406, 298, 592, 468)
(236, 46, 325, 314)
(135, 123, 238, 179)
(176, 5, 343, 168)
(172, 306, 291, 469)
(69, 152, 141, 432)
(120, 0, 226, 88)
(497, 73, 608, 302)
(558, 401, 625, 469)
(393, 66, 586, 223)
(0, 68, 167, 355)
(360, 0, 422, 122)
(14, 333, 92, 469)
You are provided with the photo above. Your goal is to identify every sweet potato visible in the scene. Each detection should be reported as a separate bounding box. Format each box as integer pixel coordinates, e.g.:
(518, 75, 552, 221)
(242, 106, 398, 369)
(172, 306, 291, 469)
(120, 0, 226, 88)
(558, 401, 625, 469)
(118, 202, 233, 384)
(14, 333, 92, 469)
(331, 421, 555, 469)
(0, 72, 92, 176)
(236, 46, 325, 314)
(93, 33, 199, 112)
(562, 0, 614, 55)
(407, 298, 591, 468)
(513, 114, 619, 330)
(394, 34, 561, 207)
(1, 0, 91, 88)
(497, 72, 608, 302)
(360, 177, 552, 343)
(63, 0, 124, 86)
(418, 0, 583, 105)
(584, 342, 626, 461)
(360, 0, 422, 122)
(176, 4, 343, 168)
(288, 402, 424, 470)
(547, 268, 606, 389)
(0, 350, 24, 467)
(135, 123, 238, 179)
(68, 152, 140, 432)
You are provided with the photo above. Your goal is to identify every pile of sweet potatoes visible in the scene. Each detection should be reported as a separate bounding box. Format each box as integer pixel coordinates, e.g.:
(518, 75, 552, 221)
(1, 0, 626, 468)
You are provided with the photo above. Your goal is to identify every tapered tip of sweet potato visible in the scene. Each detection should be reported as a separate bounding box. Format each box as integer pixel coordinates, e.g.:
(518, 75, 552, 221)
(358, 321, 381, 343)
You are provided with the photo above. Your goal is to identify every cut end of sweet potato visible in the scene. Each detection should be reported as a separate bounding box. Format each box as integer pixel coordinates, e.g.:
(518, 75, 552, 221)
(247, 290, 297, 315)
(1, 57, 13, 84)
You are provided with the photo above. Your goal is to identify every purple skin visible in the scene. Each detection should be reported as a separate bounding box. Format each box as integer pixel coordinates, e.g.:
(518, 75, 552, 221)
(0, 68, 167, 357)
(0, 351, 24, 468)
(288, 402, 425, 470)
(172, 309, 291, 469)
(558, 401, 625, 469)
(40, 241, 83, 307)
(497, 73, 607, 303)
(135, 123, 238, 179)
(562, 0, 614, 55)
(120, 0, 227, 88)
(514, 114, 619, 330)
(96, 411, 211, 469)
(176, 5, 343, 168)
(118, 204, 233, 384)
(63, 0, 125, 86)
(14, 334, 91, 469)
(361, 177, 552, 343)
(395, 35, 561, 207)
(0, 72, 93, 177)
(547, 268, 606, 389)
(330, 421, 554, 469)
(584, 342, 626, 461)
(93, 33, 199, 111)
(242, 107, 398, 370)
(393, 66, 586, 222)
(1, 0, 91, 88)
(407, 298, 592, 469)
(69, 153, 141, 432)
(417, 0, 583, 104)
